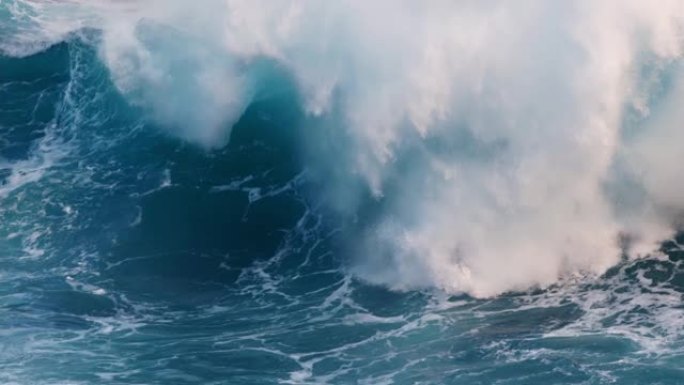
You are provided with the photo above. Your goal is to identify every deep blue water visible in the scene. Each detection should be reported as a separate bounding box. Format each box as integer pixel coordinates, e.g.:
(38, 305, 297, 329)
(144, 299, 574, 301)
(2, 20, 684, 385)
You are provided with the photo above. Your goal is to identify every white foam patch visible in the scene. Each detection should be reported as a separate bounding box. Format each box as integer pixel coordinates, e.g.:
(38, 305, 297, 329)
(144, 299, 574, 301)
(6, 0, 684, 296)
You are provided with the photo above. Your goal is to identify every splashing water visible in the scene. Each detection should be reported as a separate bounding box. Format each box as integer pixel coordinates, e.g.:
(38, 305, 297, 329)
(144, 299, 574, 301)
(2, 1, 684, 384)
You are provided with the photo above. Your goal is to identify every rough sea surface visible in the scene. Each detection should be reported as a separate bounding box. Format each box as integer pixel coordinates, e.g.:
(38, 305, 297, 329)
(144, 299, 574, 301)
(2, 2, 684, 384)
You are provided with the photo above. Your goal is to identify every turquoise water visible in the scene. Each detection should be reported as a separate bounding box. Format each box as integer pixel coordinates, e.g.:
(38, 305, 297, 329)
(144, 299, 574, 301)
(2, 4, 684, 385)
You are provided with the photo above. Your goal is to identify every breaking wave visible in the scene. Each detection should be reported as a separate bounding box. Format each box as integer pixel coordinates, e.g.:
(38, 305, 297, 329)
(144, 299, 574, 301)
(4, 0, 684, 297)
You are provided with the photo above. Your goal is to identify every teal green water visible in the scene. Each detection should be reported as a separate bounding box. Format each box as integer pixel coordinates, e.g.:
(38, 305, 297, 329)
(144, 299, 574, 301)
(2, 12, 684, 385)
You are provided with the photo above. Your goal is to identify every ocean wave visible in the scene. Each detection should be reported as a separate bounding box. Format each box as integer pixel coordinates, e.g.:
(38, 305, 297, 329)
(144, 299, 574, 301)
(3, 0, 684, 315)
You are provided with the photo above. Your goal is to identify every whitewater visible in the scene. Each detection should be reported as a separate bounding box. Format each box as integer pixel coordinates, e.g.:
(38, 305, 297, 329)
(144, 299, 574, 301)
(2, 1, 684, 384)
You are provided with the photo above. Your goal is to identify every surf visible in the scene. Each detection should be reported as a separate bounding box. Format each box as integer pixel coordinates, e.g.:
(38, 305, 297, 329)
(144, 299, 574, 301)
(7, 0, 681, 296)
(3, 2, 684, 383)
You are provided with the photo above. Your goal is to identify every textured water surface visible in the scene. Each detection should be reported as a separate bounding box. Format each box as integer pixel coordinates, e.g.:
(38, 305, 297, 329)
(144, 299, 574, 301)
(2, 2, 684, 384)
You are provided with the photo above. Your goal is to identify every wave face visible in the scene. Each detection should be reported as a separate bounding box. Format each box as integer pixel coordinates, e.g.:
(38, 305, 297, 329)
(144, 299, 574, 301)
(3, 1, 684, 384)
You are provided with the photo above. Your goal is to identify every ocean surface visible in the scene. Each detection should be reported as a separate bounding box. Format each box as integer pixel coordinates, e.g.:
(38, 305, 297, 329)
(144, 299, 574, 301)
(2, 2, 684, 384)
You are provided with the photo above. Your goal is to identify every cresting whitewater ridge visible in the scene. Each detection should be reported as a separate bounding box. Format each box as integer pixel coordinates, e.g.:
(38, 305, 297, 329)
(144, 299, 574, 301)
(1, 1, 684, 384)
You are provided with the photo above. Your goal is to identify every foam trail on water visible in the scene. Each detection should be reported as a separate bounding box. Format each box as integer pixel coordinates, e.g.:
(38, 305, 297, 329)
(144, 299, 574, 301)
(5, 0, 684, 296)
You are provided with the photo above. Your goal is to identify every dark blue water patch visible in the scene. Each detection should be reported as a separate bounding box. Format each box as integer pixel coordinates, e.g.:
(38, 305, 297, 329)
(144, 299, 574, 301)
(607, 366, 684, 385)
(91, 73, 310, 303)
(103, 187, 306, 302)
(0, 43, 69, 161)
(350, 284, 429, 318)
(154, 350, 301, 382)
(535, 335, 638, 355)
(39, 289, 117, 317)
(0, 42, 70, 82)
(475, 304, 583, 339)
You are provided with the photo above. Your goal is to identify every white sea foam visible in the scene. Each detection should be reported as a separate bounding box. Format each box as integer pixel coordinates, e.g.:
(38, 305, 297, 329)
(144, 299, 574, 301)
(6, 0, 684, 296)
